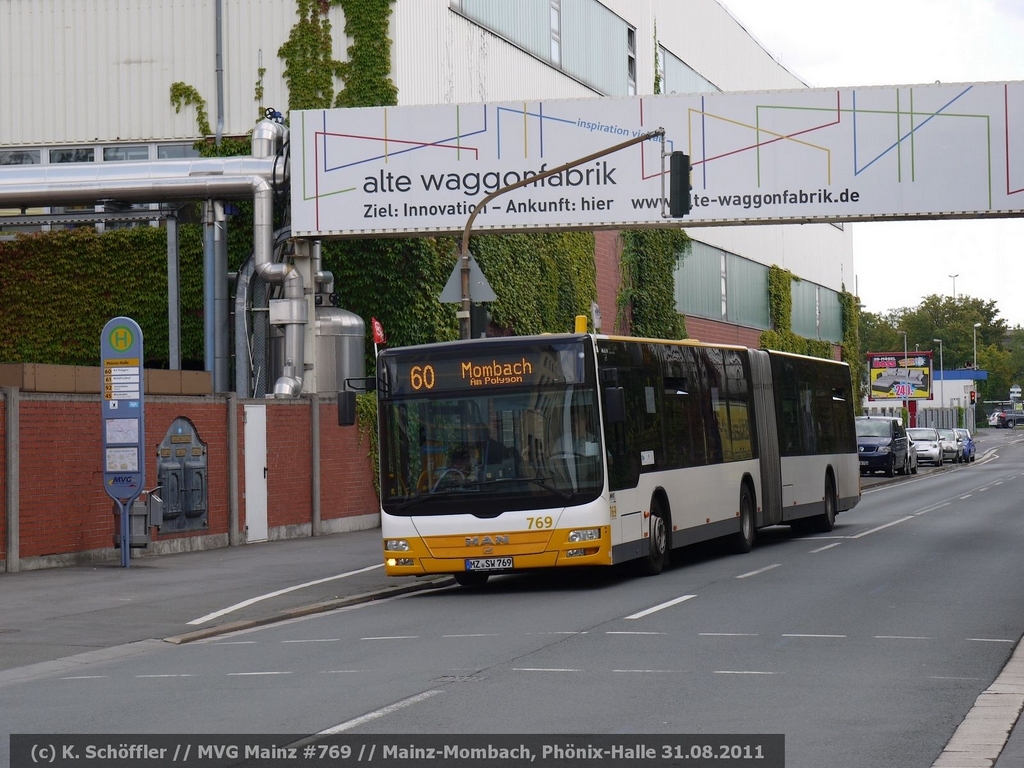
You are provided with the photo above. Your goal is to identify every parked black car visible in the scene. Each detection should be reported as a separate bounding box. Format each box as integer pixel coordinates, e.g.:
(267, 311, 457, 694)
(856, 416, 910, 477)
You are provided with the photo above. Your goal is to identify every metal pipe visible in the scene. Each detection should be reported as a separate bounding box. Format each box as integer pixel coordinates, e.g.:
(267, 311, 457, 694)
(4, 387, 19, 573)
(166, 213, 181, 370)
(203, 201, 216, 376)
(228, 392, 239, 546)
(214, 203, 230, 391)
(215, 0, 224, 145)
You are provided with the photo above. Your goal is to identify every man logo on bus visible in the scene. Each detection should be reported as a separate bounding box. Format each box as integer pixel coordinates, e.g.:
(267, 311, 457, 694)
(466, 535, 510, 546)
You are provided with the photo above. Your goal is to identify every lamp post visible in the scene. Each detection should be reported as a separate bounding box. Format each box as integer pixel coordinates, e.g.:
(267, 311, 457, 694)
(973, 322, 982, 370)
(898, 329, 909, 423)
(949, 273, 959, 299)
(933, 338, 943, 408)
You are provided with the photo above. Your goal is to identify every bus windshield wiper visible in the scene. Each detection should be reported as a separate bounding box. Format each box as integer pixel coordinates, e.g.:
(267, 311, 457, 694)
(474, 476, 573, 500)
(392, 487, 480, 510)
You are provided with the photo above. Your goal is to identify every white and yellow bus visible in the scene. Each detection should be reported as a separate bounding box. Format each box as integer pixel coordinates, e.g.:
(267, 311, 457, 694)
(371, 330, 860, 586)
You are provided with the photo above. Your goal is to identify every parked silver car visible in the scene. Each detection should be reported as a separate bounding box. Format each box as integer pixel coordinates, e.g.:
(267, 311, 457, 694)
(907, 427, 942, 466)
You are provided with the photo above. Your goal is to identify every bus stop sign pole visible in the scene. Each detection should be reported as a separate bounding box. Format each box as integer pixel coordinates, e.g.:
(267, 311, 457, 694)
(100, 317, 146, 568)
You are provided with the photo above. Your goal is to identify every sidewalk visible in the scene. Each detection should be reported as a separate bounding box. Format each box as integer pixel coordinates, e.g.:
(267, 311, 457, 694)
(0, 528, 452, 679)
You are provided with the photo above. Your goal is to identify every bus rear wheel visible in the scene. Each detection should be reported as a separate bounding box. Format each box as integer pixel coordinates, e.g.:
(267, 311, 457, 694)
(637, 499, 668, 576)
(731, 484, 756, 554)
(453, 572, 489, 587)
(812, 476, 837, 533)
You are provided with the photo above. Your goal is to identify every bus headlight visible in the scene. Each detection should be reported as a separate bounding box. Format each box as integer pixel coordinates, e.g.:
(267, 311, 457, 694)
(385, 539, 410, 551)
(387, 557, 415, 567)
(568, 528, 601, 543)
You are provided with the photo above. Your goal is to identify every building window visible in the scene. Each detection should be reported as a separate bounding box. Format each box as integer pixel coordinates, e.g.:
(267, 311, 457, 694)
(658, 45, 666, 93)
(49, 148, 94, 164)
(103, 146, 150, 162)
(158, 143, 201, 160)
(626, 26, 636, 95)
(0, 149, 40, 165)
(550, 0, 561, 66)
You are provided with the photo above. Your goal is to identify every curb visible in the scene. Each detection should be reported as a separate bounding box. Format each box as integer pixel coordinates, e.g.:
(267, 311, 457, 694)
(163, 576, 456, 644)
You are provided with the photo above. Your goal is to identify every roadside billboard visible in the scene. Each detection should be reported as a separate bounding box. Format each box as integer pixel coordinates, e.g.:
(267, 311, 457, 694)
(292, 81, 1024, 238)
(867, 351, 934, 401)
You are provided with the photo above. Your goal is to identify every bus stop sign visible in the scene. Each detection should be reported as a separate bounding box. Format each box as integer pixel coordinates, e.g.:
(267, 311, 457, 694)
(101, 317, 146, 505)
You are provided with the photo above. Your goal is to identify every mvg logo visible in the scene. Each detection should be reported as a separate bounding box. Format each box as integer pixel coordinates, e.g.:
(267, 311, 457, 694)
(108, 476, 136, 484)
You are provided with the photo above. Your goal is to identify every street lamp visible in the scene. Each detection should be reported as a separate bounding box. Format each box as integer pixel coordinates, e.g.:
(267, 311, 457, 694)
(949, 273, 960, 298)
(898, 329, 908, 423)
(933, 338, 943, 408)
(973, 322, 982, 370)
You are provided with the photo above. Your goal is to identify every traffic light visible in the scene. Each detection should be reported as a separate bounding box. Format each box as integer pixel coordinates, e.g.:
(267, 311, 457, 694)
(669, 151, 691, 217)
(970, 391, 976, 404)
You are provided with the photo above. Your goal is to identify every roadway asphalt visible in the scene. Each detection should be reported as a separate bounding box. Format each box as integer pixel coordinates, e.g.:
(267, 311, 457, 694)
(1, 484, 1022, 766)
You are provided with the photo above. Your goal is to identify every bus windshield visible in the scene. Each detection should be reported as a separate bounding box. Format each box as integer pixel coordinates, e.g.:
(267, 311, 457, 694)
(378, 338, 604, 515)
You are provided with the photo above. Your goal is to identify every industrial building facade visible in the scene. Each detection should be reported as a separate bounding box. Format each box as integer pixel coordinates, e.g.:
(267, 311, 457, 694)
(0, 0, 854, 346)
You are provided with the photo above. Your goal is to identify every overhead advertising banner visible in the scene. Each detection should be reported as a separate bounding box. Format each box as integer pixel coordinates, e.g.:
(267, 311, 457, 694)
(867, 351, 933, 401)
(292, 81, 1024, 237)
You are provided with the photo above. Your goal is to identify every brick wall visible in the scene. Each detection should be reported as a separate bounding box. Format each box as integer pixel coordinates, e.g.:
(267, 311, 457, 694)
(4, 393, 376, 568)
(683, 316, 764, 348)
(594, 230, 622, 334)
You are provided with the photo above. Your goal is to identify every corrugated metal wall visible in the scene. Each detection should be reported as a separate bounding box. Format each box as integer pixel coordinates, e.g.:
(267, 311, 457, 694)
(0, 0, 855, 303)
(0, 0, 337, 146)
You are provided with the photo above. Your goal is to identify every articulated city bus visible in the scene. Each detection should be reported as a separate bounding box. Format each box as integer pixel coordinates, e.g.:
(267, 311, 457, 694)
(372, 330, 859, 586)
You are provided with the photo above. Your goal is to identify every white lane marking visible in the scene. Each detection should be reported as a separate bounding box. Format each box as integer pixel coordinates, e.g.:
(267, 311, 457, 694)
(282, 638, 340, 644)
(136, 674, 197, 678)
(929, 676, 981, 681)
(362, 636, 418, 640)
(700, 633, 759, 637)
(208, 641, 257, 645)
(715, 670, 775, 675)
(874, 636, 932, 640)
(916, 502, 950, 516)
(316, 690, 443, 735)
(810, 542, 842, 553)
(782, 634, 846, 638)
(187, 563, 385, 625)
(534, 631, 587, 635)
(441, 634, 500, 638)
(969, 638, 1015, 643)
(226, 671, 292, 676)
(513, 668, 581, 672)
(847, 516, 915, 538)
(959, 494, 972, 500)
(625, 594, 696, 620)
(735, 564, 781, 579)
(606, 631, 666, 635)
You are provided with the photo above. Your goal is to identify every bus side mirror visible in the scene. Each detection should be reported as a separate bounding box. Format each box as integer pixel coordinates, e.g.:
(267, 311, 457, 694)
(604, 387, 626, 424)
(338, 390, 357, 427)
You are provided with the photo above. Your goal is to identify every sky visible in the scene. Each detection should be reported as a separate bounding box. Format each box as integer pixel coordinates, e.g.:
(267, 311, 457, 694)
(720, 0, 1024, 328)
